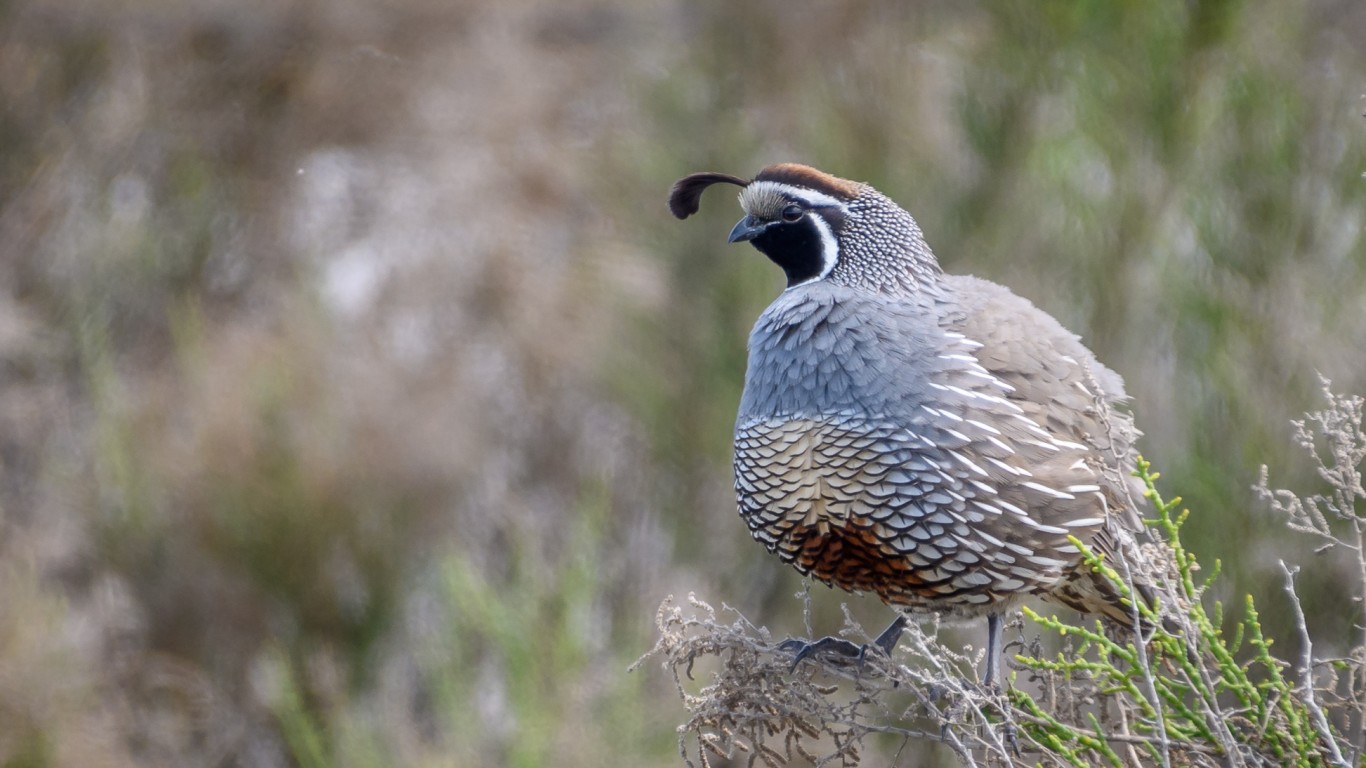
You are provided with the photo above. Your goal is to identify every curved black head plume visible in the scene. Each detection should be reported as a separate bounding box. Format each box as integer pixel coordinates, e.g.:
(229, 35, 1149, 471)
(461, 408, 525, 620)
(668, 172, 751, 219)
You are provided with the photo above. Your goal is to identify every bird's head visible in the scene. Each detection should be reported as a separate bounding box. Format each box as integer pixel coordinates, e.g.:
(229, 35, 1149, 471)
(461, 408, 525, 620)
(669, 163, 940, 293)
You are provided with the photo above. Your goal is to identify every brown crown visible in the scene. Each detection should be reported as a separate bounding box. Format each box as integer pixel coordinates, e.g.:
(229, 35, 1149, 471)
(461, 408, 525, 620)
(753, 163, 864, 199)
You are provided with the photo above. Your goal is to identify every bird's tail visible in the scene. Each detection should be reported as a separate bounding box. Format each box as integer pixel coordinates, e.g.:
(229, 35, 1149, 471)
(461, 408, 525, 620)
(1045, 529, 1172, 635)
(1048, 563, 1155, 632)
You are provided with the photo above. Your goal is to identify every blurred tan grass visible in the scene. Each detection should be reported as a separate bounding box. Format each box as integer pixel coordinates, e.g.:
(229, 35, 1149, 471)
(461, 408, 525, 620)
(0, 0, 1364, 765)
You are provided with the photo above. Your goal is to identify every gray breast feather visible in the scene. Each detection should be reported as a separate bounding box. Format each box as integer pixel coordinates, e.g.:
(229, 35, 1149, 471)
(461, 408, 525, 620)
(738, 283, 951, 424)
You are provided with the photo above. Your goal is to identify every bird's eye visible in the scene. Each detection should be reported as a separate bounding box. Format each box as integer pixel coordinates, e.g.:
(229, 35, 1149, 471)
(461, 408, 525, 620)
(780, 204, 804, 222)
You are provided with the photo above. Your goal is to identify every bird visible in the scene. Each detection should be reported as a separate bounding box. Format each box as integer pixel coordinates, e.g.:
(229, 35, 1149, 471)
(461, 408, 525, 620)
(668, 163, 1150, 687)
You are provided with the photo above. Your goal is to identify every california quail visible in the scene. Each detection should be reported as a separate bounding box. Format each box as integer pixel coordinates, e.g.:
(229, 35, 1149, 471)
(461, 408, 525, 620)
(669, 164, 1149, 686)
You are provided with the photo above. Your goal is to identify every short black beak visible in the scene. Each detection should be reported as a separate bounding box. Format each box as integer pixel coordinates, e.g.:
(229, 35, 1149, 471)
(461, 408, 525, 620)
(727, 216, 771, 244)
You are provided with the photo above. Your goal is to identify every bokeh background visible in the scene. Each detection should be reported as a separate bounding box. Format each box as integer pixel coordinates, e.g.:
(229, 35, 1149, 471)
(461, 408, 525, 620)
(1, 1, 1364, 765)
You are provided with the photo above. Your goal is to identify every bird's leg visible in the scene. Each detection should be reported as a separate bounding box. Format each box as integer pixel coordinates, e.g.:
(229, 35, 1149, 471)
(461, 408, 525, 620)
(982, 612, 1003, 688)
(871, 614, 908, 656)
(780, 615, 907, 671)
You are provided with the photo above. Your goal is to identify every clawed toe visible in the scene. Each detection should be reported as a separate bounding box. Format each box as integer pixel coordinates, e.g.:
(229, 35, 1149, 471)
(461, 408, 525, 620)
(779, 635, 869, 671)
(780, 616, 908, 673)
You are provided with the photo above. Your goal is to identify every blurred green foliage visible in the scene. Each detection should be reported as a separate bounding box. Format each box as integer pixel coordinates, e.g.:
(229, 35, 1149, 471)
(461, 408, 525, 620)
(0, 0, 1362, 766)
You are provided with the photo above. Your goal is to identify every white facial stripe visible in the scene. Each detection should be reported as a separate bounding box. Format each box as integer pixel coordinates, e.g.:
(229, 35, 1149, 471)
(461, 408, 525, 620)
(785, 213, 840, 289)
(742, 180, 849, 214)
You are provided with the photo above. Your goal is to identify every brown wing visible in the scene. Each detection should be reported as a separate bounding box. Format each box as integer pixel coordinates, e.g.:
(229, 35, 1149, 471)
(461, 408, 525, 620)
(943, 275, 1148, 622)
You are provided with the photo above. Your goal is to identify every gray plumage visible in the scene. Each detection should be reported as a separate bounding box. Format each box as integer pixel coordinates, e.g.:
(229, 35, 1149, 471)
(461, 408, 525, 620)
(669, 163, 1148, 683)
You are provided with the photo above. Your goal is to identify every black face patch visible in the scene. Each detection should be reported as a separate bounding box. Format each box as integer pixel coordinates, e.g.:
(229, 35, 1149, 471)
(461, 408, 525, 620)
(750, 216, 829, 287)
